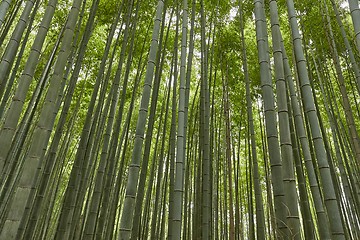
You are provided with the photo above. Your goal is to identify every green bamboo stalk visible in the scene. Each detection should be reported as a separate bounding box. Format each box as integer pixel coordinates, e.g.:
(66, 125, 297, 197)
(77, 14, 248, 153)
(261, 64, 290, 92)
(286, 0, 345, 238)
(118, 1, 164, 239)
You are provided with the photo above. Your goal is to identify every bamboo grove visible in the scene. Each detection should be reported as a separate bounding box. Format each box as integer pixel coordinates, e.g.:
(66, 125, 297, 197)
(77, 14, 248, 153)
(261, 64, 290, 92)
(0, 0, 359, 239)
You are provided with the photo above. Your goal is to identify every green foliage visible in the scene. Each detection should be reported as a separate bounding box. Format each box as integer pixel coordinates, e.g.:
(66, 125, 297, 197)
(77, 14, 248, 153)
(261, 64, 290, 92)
(97, 0, 118, 24)
(0, 0, 359, 239)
